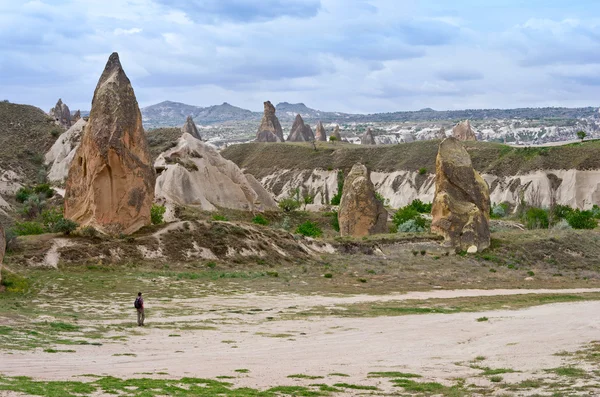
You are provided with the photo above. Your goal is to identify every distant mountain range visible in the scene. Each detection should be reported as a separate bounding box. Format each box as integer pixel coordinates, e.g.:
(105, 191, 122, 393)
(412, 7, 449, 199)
(77, 100, 600, 129)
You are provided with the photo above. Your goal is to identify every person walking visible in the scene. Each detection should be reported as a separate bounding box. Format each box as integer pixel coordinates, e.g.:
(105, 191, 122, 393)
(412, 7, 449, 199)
(134, 292, 145, 326)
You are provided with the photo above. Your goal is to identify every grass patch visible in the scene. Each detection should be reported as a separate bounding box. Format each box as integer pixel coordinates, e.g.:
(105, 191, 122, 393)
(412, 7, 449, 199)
(476, 317, 489, 322)
(545, 366, 588, 378)
(368, 372, 422, 378)
(287, 374, 325, 380)
(333, 383, 378, 390)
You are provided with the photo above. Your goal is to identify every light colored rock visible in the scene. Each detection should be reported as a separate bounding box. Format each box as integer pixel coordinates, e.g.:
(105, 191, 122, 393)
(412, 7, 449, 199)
(155, 133, 278, 212)
(65, 52, 155, 235)
(182, 115, 201, 141)
(331, 125, 342, 141)
(338, 164, 387, 237)
(315, 121, 327, 141)
(431, 137, 490, 251)
(436, 127, 446, 139)
(50, 98, 72, 128)
(452, 120, 477, 141)
(287, 114, 314, 142)
(72, 110, 81, 122)
(260, 168, 340, 207)
(45, 118, 87, 183)
(361, 128, 376, 145)
(256, 101, 284, 142)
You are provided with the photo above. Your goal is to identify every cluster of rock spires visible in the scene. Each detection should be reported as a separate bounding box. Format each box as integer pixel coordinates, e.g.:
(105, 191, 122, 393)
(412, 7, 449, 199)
(50, 98, 72, 128)
(452, 120, 477, 141)
(431, 137, 490, 252)
(256, 101, 284, 142)
(338, 164, 387, 237)
(287, 114, 315, 142)
(64, 52, 156, 235)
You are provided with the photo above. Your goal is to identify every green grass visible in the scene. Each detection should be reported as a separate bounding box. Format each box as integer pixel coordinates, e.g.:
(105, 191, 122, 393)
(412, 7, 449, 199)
(328, 373, 349, 377)
(476, 317, 489, 322)
(287, 374, 325, 380)
(545, 366, 588, 378)
(333, 383, 378, 390)
(368, 372, 422, 378)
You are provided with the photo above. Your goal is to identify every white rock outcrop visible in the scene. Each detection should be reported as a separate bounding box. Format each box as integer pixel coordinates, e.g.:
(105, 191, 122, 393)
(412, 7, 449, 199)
(155, 133, 278, 212)
(45, 119, 87, 183)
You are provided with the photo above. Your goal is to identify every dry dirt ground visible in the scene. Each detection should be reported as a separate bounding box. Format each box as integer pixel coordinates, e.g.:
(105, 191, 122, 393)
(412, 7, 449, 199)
(2, 288, 600, 396)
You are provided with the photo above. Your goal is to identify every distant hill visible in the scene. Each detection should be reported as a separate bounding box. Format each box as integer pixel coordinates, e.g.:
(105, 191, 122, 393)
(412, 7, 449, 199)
(141, 101, 261, 128)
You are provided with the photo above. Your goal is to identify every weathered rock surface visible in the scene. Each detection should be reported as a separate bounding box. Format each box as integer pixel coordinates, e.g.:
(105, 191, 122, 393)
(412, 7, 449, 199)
(50, 98, 72, 128)
(45, 119, 87, 183)
(452, 120, 477, 141)
(338, 164, 387, 237)
(155, 133, 277, 212)
(361, 128, 376, 145)
(256, 101, 284, 142)
(331, 125, 342, 141)
(287, 114, 314, 142)
(64, 52, 155, 235)
(431, 137, 490, 252)
(315, 121, 327, 141)
(436, 127, 446, 139)
(72, 110, 81, 123)
(0, 222, 4, 285)
(182, 115, 201, 141)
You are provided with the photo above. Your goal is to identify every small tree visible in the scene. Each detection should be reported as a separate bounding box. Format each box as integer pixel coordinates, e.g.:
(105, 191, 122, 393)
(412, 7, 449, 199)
(329, 136, 337, 144)
(151, 204, 166, 225)
(53, 218, 78, 235)
(577, 130, 587, 142)
(278, 198, 300, 212)
(302, 194, 315, 210)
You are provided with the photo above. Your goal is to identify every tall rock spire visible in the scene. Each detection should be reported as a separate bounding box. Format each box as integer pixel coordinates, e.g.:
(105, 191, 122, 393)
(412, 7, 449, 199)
(256, 101, 284, 142)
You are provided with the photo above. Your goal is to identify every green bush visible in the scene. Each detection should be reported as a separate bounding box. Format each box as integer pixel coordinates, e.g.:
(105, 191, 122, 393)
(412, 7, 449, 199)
(566, 209, 597, 229)
(52, 218, 78, 235)
(33, 183, 55, 199)
(418, 167, 427, 175)
(252, 215, 269, 225)
(212, 214, 228, 221)
(15, 187, 32, 203)
(21, 195, 44, 219)
(329, 211, 340, 232)
(397, 219, 425, 233)
(523, 207, 549, 229)
(151, 204, 166, 225)
(330, 170, 344, 205)
(0, 269, 30, 293)
(12, 221, 46, 236)
(393, 206, 426, 229)
(592, 205, 600, 219)
(278, 198, 300, 212)
(80, 226, 98, 238)
(552, 204, 573, 220)
(41, 207, 63, 230)
(295, 221, 322, 237)
(408, 199, 432, 213)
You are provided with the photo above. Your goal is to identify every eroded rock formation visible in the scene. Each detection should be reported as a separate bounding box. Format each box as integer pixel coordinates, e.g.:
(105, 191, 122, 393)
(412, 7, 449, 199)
(287, 114, 314, 142)
(431, 137, 490, 252)
(361, 128, 376, 145)
(45, 118, 87, 183)
(338, 163, 387, 237)
(72, 110, 81, 123)
(50, 98, 72, 128)
(331, 125, 342, 141)
(315, 121, 327, 141)
(182, 115, 201, 141)
(64, 52, 155, 235)
(436, 127, 446, 139)
(0, 223, 4, 285)
(155, 133, 277, 212)
(256, 101, 284, 142)
(452, 120, 477, 141)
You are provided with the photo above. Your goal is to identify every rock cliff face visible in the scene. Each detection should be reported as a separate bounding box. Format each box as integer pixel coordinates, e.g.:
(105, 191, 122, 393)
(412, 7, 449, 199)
(452, 120, 477, 141)
(155, 133, 277, 212)
(256, 101, 284, 142)
(45, 119, 87, 183)
(331, 125, 342, 141)
(361, 128, 376, 145)
(338, 164, 387, 237)
(64, 52, 155, 235)
(431, 137, 490, 252)
(287, 114, 314, 142)
(50, 99, 72, 128)
(182, 116, 201, 141)
(315, 121, 327, 141)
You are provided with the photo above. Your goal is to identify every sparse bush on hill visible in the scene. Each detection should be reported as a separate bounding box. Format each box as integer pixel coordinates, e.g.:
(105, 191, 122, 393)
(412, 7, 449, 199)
(52, 218, 78, 235)
(295, 221, 322, 238)
(12, 221, 46, 236)
(408, 199, 432, 213)
(278, 198, 300, 212)
(252, 215, 269, 225)
(418, 167, 427, 175)
(151, 204, 166, 225)
(566, 209, 597, 229)
(592, 205, 600, 219)
(523, 207, 549, 229)
(80, 226, 98, 238)
(15, 187, 32, 203)
(330, 170, 344, 205)
(326, 211, 340, 232)
(552, 219, 572, 230)
(397, 219, 425, 233)
(302, 193, 315, 210)
(33, 183, 55, 198)
(212, 214, 228, 221)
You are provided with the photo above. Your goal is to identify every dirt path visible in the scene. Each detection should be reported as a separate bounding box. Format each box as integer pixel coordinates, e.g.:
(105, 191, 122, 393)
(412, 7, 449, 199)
(2, 288, 600, 394)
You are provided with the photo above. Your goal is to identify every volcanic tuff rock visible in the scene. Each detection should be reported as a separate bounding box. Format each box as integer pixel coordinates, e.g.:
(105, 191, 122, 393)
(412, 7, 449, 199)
(155, 133, 277, 212)
(315, 121, 327, 141)
(256, 101, 284, 142)
(431, 137, 490, 252)
(361, 128, 376, 145)
(331, 125, 342, 141)
(45, 118, 87, 183)
(287, 114, 314, 142)
(182, 115, 201, 141)
(436, 127, 446, 139)
(452, 120, 477, 141)
(50, 98, 72, 128)
(65, 52, 155, 235)
(338, 163, 387, 237)
(72, 110, 81, 123)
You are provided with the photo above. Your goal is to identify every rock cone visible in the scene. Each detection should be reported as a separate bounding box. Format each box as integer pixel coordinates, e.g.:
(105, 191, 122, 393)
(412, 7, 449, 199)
(256, 101, 284, 142)
(431, 137, 490, 252)
(50, 98, 72, 128)
(331, 125, 342, 141)
(452, 120, 476, 141)
(64, 52, 155, 235)
(72, 110, 81, 123)
(338, 164, 387, 237)
(361, 128, 376, 145)
(287, 114, 314, 142)
(155, 133, 277, 212)
(182, 115, 201, 141)
(315, 121, 327, 141)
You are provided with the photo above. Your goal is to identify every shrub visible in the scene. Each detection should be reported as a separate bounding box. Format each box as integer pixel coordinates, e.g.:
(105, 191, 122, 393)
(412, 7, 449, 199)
(566, 209, 597, 229)
(151, 204, 166, 225)
(15, 187, 32, 203)
(552, 204, 573, 220)
(577, 130, 587, 142)
(33, 183, 55, 198)
(552, 219, 572, 230)
(53, 218, 78, 235)
(0, 270, 30, 293)
(374, 192, 387, 205)
(302, 194, 315, 210)
(252, 215, 269, 225)
(418, 167, 427, 175)
(330, 211, 340, 232)
(295, 221, 322, 237)
(41, 207, 63, 230)
(491, 204, 506, 218)
(523, 207, 549, 229)
(408, 199, 432, 213)
(212, 214, 228, 221)
(278, 198, 300, 212)
(592, 205, 600, 219)
(80, 226, 98, 238)
(397, 219, 425, 233)
(12, 221, 46, 236)
(393, 206, 426, 229)
(330, 170, 344, 205)
(280, 216, 291, 231)
(22, 195, 44, 219)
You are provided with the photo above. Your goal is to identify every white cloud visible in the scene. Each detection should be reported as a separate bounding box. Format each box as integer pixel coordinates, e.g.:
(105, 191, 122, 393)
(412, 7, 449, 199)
(114, 27, 142, 35)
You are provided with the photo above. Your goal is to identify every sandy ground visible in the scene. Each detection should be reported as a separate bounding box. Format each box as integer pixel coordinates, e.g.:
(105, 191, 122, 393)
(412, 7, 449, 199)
(2, 288, 600, 395)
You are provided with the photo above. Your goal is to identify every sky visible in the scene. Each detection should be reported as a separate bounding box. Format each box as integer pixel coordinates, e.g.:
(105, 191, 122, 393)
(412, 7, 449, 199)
(1, 0, 600, 114)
